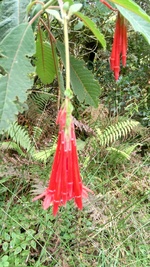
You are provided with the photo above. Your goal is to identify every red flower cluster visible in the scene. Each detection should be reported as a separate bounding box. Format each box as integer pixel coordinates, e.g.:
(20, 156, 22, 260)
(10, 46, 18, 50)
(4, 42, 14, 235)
(32, 104, 92, 215)
(110, 12, 128, 80)
(100, 1, 128, 80)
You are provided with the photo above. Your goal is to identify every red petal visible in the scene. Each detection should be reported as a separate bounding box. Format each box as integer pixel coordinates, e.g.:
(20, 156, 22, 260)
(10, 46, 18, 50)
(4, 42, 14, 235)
(122, 18, 127, 66)
(43, 193, 53, 210)
(61, 150, 68, 205)
(72, 139, 83, 209)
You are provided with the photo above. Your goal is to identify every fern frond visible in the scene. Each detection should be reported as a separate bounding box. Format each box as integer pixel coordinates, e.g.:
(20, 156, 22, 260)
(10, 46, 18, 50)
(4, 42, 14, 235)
(7, 122, 35, 153)
(32, 126, 43, 141)
(106, 147, 131, 160)
(32, 145, 56, 163)
(123, 143, 141, 155)
(28, 92, 54, 114)
(97, 119, 140, 146)
(0, 141, 26, 156)
(26, 92, 58, 145)
(106, 143, 141, 164)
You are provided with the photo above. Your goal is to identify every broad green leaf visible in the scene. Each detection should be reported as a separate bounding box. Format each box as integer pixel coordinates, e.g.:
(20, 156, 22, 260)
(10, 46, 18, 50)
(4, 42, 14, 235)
(0, 0, 29, 40)
(75, 12, 106, 49)
(0, 23, 35, 133)
(57, 42, 101, 107)
(110, 0, 150, 23)
(117, 5, 150, 44)
(35, 29, 57, 84)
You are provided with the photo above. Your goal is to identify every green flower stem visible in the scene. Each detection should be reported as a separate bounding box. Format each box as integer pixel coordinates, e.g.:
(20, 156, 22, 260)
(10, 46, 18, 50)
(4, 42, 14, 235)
(63, 15, 71, 93)
(58, 1, 73, 100)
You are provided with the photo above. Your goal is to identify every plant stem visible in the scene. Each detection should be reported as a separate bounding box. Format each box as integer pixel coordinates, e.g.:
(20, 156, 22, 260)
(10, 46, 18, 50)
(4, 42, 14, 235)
(63, 15, 70, 91)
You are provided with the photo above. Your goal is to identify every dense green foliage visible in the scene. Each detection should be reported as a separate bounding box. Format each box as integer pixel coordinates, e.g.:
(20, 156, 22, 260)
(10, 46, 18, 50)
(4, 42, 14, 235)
(0, 0, 150, 266)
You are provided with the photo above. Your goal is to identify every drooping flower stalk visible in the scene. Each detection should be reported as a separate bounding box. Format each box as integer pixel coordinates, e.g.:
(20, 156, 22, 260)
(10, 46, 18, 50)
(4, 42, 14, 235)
(32, 3, 93, 215)
(100, 0, 128, 80)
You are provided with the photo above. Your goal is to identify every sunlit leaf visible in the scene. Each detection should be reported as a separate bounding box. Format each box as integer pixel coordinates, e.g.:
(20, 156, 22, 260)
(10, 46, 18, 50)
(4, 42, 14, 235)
(110, 0, 150, 23)
(117, 5, 150, 44)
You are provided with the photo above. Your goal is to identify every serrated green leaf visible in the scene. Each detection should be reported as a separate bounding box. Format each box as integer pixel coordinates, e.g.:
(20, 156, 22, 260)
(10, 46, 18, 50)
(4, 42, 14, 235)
(0, 0, 29, 40)
(0, 23, 35, 133)
(70, 56, 101, 107)
(110, 0, 150, 23)
(75, 12, 106, 49)
(117, 5, 150, 45)
(35, 29, 57, 84)
(57, 41, 101, 107)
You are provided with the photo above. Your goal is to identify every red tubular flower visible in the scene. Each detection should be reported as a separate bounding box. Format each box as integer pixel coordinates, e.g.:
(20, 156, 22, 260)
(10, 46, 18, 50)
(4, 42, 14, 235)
(100, 1, 128, 80)
(32, 101, 93, 215)
(110, 12, 128, 80)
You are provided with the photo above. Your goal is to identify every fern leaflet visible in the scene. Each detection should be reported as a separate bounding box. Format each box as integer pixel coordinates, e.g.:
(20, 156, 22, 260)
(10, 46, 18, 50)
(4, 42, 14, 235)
(97, 119, 140, 146)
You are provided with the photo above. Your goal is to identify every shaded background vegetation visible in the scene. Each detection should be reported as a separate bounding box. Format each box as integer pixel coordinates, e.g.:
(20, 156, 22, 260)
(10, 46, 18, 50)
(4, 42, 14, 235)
(0, 0, 150, 266)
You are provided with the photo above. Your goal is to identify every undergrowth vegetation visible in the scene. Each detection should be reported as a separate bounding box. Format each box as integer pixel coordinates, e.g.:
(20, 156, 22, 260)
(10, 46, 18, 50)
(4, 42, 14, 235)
(0, 97, 149, 266)
(0, 138, 149, 266)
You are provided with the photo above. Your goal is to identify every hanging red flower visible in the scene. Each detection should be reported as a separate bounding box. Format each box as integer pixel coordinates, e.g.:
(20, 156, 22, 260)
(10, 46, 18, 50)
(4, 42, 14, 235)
(100, 1, 128, 80)
(32, 100, 93, 215)
(110, 12, 128, 80)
